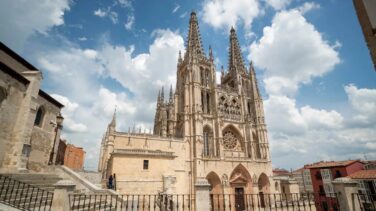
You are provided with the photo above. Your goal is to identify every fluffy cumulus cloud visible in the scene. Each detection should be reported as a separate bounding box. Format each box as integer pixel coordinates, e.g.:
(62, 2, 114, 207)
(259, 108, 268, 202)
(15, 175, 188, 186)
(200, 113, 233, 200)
(0, 0, 70, 51)
(250, 7, 340, 96)
(265, 86, 376, 169)
(50, 94, 88, 133)
(98, 29, 184, 101)
(34, 29, 184, 169)
(345, 84, 376, 125)
(202, 0, 260, 30)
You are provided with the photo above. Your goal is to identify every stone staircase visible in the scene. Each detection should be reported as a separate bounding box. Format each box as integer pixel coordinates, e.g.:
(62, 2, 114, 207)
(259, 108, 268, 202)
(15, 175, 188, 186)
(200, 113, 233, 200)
(0, 172, 118, 211)
(0, 173, 57, 210)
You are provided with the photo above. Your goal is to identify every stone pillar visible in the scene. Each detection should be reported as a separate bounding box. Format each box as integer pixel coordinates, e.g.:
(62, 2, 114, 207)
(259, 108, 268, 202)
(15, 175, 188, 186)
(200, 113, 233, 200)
(51, 180, 76, 211)
(195, 178, 211, 211)
(332, 177, 361, 211)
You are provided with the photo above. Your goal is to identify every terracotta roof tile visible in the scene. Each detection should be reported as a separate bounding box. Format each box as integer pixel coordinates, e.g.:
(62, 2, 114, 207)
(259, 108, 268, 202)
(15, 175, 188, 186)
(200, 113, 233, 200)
(306, 160, 360, 169)
(348, 170, 376, 179)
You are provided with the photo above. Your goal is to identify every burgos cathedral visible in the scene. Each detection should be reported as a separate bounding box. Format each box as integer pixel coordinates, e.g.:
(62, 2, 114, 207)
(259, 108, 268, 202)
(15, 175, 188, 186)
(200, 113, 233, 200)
(98, 11, 275, 197)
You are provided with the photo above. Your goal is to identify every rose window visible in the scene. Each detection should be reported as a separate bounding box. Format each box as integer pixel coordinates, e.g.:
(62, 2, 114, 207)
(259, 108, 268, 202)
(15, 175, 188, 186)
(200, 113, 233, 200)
(223, 131, 239, 150)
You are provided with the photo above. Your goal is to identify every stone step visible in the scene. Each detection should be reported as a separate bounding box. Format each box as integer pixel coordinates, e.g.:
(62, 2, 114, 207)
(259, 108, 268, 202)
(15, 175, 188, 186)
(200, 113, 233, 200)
(0, 183, 55, 192)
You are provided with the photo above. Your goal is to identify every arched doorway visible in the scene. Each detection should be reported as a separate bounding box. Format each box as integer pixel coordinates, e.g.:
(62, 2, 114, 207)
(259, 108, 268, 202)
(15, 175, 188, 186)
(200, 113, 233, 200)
(229, 164, 253, 211)
(258, 173, 270, 207)
(206, 172, 222, 210)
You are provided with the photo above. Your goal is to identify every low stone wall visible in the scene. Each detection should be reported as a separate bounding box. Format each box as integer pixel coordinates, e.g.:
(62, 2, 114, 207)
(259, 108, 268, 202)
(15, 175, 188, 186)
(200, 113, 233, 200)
(75, 169, 102, 187)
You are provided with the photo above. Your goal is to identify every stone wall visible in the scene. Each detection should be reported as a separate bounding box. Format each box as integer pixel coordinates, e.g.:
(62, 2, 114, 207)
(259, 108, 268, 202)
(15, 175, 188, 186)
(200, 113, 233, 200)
(28, 94, 61, 172)
(0, 69, 27, 168)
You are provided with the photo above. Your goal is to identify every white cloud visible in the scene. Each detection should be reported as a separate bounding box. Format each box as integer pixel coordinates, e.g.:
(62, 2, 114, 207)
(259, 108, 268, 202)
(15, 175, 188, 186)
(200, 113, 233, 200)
(124, 15, 135, 30)
(94, 9, 107, 17)
(345, 84, 376, 125)
(78, 37, 88, 41)
(33, 29, 184, 169)
(0, 0, 70, 51)
(92, 87, 136, 117)
(172, 4, 180, 13)
(50, 94, 88, 133)
(264, 0, 292, 10)
(297, 2, 320, 14)
(202, 0, 260, 30)
(93, 8, 119, 24)
(265, 93, 375, 169)
(249, 7, 340, 96)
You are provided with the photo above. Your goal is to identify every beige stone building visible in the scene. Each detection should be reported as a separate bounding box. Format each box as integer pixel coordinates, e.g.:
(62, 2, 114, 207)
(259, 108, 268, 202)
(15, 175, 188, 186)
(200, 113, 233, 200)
(0, 42, 64, 172)
(99, 11, 275, 198)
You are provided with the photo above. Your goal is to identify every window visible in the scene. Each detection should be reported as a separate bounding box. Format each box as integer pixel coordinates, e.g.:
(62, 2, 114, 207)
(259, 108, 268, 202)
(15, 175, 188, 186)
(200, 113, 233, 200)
(34, 106, 45, 127)
(315, 171, 322, 180)
(335, 170, 342, 178)
(143, 160, 149, 170)
(320, 169, 332, 181)
(319, 185, 325, 196)
(0, 87, 7, 105)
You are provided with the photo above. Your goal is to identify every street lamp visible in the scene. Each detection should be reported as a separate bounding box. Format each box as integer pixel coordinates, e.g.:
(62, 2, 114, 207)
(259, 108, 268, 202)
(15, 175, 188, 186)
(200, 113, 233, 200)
(49, 112, 64, 165)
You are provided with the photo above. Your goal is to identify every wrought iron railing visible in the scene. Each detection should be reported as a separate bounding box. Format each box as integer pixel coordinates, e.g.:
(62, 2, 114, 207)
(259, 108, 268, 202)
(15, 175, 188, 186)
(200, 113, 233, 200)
(0, 174, 54, 211)
(354, 192, 376, 211)
(69, 193, 192, 211)
(210, 193, 319, 211)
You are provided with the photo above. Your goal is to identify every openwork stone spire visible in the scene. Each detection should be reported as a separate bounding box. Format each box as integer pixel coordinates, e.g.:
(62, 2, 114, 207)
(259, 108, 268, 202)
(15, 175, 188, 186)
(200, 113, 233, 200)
(109, 106, 116, 129)
(228, 27, 246, 74)
(249, 61, 261, 99)
(185, 11, 205, 60)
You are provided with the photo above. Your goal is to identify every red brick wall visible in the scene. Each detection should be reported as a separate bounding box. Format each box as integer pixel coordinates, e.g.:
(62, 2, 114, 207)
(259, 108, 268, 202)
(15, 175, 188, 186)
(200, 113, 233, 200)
(64, 144, 85, 170)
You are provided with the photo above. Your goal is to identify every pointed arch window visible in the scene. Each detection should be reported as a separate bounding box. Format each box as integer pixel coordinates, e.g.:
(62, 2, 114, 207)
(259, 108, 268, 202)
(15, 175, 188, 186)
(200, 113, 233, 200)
(34, 106, 45, 127)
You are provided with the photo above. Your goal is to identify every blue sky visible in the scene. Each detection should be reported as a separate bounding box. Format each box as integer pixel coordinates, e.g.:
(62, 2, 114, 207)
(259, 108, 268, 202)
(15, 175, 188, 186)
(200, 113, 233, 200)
(1, 0, 375, 170)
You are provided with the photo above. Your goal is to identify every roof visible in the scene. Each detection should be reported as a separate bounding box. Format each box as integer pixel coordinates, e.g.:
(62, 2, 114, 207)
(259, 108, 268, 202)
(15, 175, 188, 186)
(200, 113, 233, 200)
(348, 170, 376, 180)
(0, 42, 38, 71)
(307, 160, 361, 169)
(0, 61, 30, 85)
(273, 168, 291, 176)
(38, 90, 64, 108)
(292, 167, 305, 173)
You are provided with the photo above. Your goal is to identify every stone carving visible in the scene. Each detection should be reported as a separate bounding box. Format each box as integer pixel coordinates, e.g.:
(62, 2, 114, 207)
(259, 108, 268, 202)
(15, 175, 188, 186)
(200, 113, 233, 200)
(218, 95, 241, 120)
(223, 130, 239, 150)
(222, 174, 229, 186)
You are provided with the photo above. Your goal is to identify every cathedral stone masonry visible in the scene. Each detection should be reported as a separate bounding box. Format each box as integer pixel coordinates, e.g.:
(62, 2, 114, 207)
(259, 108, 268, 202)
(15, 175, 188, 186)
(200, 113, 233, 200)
(0, 42, 64, 172)
(98, 11, 275, 207)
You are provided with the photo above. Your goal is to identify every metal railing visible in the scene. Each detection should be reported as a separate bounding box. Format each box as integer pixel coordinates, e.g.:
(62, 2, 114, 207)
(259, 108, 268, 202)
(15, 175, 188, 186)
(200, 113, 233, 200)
(210, 193, 318, 211)
(69, 193, 192, 211)
(354, 193, 376, 211)
(0, 174, 54, 211)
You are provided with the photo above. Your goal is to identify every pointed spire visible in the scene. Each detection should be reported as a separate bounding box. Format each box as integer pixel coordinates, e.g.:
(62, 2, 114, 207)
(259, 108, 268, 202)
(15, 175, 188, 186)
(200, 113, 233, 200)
(178, 50, 182, 64)
(185, 11, 205, 60)
(161, 86, 165, 102)
(169, 84, 173, 103)
(110, 106, 117, 128)
(228, 27, 246, 74)
(249, 61, 261, 98)
(157, 90, 161, 104)
(209, 45, 213, 61)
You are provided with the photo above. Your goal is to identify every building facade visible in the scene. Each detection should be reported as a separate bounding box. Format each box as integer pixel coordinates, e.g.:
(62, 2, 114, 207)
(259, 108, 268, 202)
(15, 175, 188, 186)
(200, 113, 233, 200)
(64, 143, 85, 170)
(307, 160, 364, 211)
(98, 11, 275, 202)
(292, 167, 313, 194)
(0, 42, 64, 172)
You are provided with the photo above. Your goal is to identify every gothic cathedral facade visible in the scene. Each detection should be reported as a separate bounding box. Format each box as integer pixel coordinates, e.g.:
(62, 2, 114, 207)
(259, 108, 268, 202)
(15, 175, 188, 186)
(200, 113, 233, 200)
(98, 11, 274, 197)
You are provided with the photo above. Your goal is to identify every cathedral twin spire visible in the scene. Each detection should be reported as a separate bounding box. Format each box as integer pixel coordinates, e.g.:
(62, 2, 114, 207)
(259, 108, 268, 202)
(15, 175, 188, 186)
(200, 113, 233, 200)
(185, 11, 205, 60)
(228, 27, 247, 75)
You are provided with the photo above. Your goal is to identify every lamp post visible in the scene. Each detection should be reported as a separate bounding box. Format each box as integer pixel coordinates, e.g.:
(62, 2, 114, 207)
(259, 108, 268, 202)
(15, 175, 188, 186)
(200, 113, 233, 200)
(49, 113, 64, 165)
